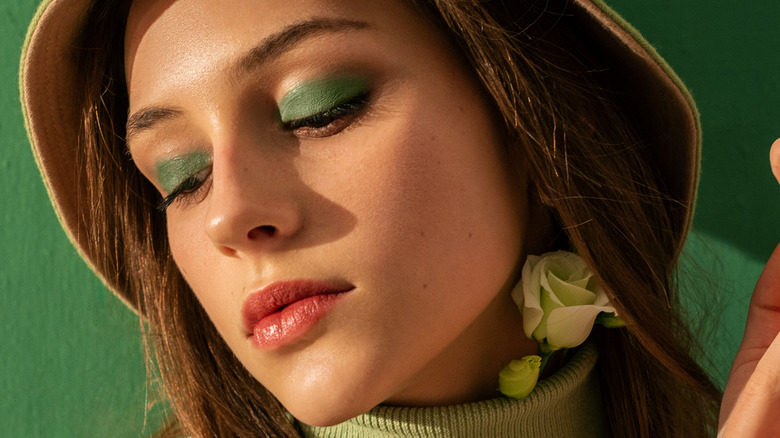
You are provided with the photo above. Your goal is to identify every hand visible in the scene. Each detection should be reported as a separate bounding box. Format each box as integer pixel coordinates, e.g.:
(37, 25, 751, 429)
(718, 138, 780, 437)
(771, 138, 780, 185)
(719, 244, 780, 436)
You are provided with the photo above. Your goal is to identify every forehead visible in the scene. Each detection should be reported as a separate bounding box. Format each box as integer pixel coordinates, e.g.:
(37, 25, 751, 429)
(124, 0, 427, 99)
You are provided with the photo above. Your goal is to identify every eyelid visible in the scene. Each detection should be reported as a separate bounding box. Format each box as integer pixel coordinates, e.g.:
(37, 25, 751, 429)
(283, 92, 370, 138)
(157, 168, 212, 211)
(155, 151, 213, 193)
(279, 76, 370, 123)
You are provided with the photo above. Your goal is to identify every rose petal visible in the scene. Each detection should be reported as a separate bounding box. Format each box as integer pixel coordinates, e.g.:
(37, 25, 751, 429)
(546, 271, 596, 306)
(520, 255, 544, 339)
(568, 275, 591, 289)
(510, 280, 524, 309)
(532, 288, 561, 341)
(591, 283, 611, 307)
(539, 285, 563, 315)
(544, 252, 589, 281)
(545, 305, 616, 348)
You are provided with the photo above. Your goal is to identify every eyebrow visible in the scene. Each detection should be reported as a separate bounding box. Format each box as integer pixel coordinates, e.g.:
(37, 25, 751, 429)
(236, 17, 370, 74)
(126, 107, 183, 140)
(125, 17, 371, 140)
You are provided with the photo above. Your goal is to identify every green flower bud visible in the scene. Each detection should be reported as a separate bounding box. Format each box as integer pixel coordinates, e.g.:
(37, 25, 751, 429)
(498, 355, 542, 399)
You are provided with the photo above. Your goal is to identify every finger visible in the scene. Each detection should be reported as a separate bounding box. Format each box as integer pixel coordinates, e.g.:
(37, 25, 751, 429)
(720, 243, 780, 428)
(719, 332, 780, 437)
(770, 138, 780, 185)
(742, 243, 780, 347)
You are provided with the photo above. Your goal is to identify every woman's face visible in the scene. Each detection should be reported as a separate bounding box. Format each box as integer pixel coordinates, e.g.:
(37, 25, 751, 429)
(125, 0, 537, 426)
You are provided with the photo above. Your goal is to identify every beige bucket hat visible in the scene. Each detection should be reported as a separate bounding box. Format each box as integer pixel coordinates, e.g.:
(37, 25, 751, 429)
(20, 0, 700, 311)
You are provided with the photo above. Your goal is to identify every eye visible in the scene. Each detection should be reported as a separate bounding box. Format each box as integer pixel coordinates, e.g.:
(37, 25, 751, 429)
(282, 92, 370, 137)
(154, 152, 213, 211)
(157, 167, 212, 211)
(278, 76, 371, 138)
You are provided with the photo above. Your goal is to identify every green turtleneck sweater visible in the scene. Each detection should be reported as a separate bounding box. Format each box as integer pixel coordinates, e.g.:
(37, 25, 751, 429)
(298, 342, 608, 437)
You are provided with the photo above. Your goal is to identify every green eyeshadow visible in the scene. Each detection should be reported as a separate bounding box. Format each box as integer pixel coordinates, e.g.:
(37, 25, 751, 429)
(279, 76, 369, 123)
(155, 151, 212, 193)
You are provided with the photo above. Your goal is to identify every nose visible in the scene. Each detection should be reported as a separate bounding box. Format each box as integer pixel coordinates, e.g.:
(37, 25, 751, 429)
(204, 142, 303, 257)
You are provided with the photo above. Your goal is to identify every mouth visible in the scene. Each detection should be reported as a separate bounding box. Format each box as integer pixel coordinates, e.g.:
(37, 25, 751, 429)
(242, 279, 354, 350)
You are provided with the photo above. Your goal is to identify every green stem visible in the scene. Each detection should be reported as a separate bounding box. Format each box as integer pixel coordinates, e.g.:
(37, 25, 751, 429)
(538, 352, 551, 371)
(537, 344, 568, 376)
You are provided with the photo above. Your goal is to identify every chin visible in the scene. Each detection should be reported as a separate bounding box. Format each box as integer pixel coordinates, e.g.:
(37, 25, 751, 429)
(287, 396, 377, 427)
(279, 375, 387, 427)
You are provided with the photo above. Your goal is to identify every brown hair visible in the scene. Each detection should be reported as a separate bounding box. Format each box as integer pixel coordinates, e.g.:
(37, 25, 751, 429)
(76, 0, 720, 436)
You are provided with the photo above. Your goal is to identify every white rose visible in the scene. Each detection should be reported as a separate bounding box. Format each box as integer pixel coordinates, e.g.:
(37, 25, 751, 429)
(512, 250, 617, 350)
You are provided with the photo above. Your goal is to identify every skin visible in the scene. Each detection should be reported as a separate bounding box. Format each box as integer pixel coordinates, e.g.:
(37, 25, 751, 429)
(718, 138, 780, 437)
(124, 0, 545, 427)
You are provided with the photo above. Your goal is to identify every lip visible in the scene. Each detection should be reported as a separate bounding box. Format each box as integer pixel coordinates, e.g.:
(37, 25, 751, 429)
(242, 279, 354, 350)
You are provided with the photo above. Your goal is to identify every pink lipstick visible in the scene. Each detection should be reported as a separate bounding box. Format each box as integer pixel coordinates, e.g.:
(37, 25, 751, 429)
(242, 280, 353, 350)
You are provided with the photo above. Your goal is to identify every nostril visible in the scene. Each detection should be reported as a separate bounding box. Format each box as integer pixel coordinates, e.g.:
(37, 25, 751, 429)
(248, 225, 277, 240)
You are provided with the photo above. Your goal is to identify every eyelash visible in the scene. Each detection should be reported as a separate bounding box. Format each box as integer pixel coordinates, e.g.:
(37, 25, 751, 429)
(282, 92, 370, 137)
(156, 93, 370, 211)
(157, 168, 211, 211)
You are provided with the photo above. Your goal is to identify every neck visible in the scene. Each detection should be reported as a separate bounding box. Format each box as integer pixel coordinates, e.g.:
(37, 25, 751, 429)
(383, 279, 538, 406)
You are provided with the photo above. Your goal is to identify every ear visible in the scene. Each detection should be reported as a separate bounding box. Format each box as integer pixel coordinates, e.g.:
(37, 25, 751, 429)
(770, 138, 780, 185)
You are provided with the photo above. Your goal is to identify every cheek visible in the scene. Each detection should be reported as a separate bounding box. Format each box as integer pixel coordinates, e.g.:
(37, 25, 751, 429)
(166, 213, 239, 334)
(167, 213, 203, 280)
(337, 101, 525, 290)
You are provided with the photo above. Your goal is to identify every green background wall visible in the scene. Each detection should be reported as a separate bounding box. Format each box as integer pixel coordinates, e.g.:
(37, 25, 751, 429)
(2, 1, 778, 436)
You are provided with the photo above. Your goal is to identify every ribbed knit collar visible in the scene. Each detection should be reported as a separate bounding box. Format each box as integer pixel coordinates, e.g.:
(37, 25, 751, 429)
(299, 342, 607, 438)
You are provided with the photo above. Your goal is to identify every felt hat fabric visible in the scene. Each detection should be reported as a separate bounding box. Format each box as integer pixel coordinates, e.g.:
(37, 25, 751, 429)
(20, 0, 700, 311)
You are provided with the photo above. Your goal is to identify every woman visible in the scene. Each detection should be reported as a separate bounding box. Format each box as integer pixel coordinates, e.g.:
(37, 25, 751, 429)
(21, 0, 720, 436)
